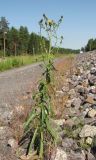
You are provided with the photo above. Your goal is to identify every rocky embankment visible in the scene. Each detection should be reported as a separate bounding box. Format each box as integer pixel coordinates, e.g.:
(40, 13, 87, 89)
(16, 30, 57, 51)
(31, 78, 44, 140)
(52, 51, 96, 160)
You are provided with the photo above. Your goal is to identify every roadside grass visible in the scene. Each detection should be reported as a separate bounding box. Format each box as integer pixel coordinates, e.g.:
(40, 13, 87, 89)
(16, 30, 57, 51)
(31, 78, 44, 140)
(0, 53, 75, 72)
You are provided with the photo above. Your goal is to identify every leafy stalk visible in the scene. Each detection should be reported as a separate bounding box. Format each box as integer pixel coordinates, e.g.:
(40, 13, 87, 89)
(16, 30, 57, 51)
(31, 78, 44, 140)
(22, 14, 63, 159)
(29, 127, 38, 153)
(39, 131, 43, 159)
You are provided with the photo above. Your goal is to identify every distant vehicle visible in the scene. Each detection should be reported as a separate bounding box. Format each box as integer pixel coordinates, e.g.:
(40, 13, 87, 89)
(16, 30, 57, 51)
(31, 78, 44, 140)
(80, 50, 83, 54)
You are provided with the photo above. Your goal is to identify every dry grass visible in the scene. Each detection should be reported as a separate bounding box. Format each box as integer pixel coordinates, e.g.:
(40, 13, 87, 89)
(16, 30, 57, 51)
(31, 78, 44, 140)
(50, 55, 75, 118)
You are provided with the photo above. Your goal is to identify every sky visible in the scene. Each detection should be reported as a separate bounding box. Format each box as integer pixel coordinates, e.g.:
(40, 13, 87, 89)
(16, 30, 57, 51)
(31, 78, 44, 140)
(0, 0, 96, 49)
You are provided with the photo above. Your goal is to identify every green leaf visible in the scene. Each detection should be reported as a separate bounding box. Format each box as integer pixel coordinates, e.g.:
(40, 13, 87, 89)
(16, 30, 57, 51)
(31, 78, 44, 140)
(24, 109, 37, 130)
(39, 131, 43, 159)
(29, 127, 38, 153)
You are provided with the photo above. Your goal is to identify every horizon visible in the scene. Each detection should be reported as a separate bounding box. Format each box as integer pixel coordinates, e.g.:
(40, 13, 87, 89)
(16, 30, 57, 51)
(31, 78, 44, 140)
(0, 0, 96, 49)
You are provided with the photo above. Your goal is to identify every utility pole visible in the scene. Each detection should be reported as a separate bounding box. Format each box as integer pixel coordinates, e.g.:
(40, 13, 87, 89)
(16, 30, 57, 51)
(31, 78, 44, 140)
(3, 31, 7, 57)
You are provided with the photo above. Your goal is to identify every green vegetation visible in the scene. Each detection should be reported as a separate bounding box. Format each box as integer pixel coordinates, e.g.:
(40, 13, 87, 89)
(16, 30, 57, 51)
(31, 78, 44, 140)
(0, 54, 54, 71)
(23, 15, 63, 159)
(0, 16, 78, 58)
(0, 53, 75, 72)
(82, 38, 96, 52)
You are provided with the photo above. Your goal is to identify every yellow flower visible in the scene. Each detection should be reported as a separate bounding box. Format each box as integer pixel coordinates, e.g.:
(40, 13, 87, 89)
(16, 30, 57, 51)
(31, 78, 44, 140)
(48, 19, 53, 26)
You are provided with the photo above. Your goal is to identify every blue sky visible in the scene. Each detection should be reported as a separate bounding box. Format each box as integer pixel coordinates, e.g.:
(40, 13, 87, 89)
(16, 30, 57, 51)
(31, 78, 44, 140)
(0, 0, 96, 49)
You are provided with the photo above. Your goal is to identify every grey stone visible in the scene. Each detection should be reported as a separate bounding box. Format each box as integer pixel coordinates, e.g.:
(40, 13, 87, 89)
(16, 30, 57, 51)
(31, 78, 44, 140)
(90, 67, 96, 75)
(0, 103, 14, 125)
(83, 103, 92, 109)
(62, 86, 69, 93)
(68, 89, 77, 99)
(87, 152, 96, 160)
(51, 148, 67, 160)
(69, 79, 79, 88)
(68, 150, 85, 160)
(62, 138, 75, 150)
(73, 128, 82, 138)
(82, 108, 90, 117)
(65, 99, 73, 108)
(76, 67, 84, 75)
(91, 136, 96, 158)
(89, 86, 96, 94)
(56, 90, 64, 97)
(79, 125, 96, 138)
(53, 119, 65, 126)
(88, 75, 96, 85)
(7, 138, 18, 150)
(92, 105, 96, 110)
(64, 118, 75, 128)
(86, 137, 93, 145)
(76, 85, 85, 94)
(85, 95, 95, 104)
(71, 98, 81, 109)
(87, 109, 96, 118)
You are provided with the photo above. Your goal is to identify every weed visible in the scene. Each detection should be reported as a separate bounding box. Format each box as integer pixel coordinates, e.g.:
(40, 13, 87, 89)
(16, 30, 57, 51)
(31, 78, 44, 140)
(23, 14, 63, 159)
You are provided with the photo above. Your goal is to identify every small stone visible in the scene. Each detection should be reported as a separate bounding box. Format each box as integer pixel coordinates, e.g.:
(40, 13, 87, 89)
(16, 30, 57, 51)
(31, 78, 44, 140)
(53, 119, 65, 126)
(71, 98, 81, 108)
(68, 89, 77, 99)
(62, 86, 69, 92)
(92, 105, 96, 110)
(51, 148, 67, 160)
(0, 103, 14, 125)
(88, 109, 96, 118)
(62, 138, 74, 149)
(82, 79, 88, 87)
(77, 86, 85, 95)
(69, 79, 79, 88)
(79, 96, 85, 103)
(83, 108, 90, 117)
(89, 86, 96, 94)
(92, 136, 96, 158)
(87, 152, 96, 160)
(73, 128, 82, 138)
(79, 125, 96, 138)
(56, 90, 64, 97)
(7, 138, 18, 150)
(83, 103, 91, 109)
(86, 137, 93, 145)
(65, 99, 73, 108)
(90, 67, 96, 75)
(76, 67, 83, 75)
(64, 118, 75, 128)
(68, 150, 85, 160)
(88, 75, 96, 85)
(86, 96, 95, 104)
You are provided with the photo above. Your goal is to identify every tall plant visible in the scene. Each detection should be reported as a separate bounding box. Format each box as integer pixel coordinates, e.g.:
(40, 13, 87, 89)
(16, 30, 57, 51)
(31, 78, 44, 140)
(39, 14, 63, 54)
(23, 15, 63, 159)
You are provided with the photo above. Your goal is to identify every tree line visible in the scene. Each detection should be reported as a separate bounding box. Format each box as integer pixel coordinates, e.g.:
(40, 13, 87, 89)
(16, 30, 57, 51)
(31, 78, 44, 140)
(0, 17, 78, 57)
(81, 38, 96, 52)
